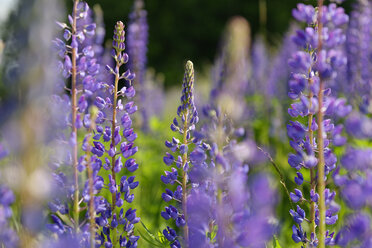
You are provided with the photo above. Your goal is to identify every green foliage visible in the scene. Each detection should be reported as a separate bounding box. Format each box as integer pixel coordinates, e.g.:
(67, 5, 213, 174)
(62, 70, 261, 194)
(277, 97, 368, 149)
(137, 221, 170, 247)
(132, 116, 177, 247)
(272, 236, 282, 248)
(206, 223, 218, 244)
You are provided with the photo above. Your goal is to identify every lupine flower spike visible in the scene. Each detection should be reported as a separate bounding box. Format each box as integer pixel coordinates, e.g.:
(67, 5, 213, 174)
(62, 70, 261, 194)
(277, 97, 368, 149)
(161, 60, 199, 248)
(50, 1, 102, 243)
(91, 21, 140, 247)
(288, 1, 350, 247)
(128, 0, 149, 132)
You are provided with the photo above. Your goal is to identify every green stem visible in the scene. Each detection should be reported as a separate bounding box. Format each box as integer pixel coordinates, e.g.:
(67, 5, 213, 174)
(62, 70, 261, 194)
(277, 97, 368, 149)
(316, 1, 326, 247)
(257, 147, 295, 210)
(308, 64, 317, 236)
(71, 0, 80, 232)
(111, 52, 120, 246)
(317, 82, 326, 248)
(181, 109, 189, 247)
(87, 110, 98, 248)
(215, 114, 225, 247)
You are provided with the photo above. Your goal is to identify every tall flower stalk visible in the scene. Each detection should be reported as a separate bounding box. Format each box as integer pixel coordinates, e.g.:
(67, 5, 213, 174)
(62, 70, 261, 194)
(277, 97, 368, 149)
(334, 2, 372, 246)
(92, 21, 140, 247)
(127, 0, 149, 132)
(70, 0, 80, 229)
(84, 107, 98, 248)
(316, 1, 326, 246)
(288, 2, 350, 247)
(55, 0, 101, 231)
(50, 1, 103, 243)
(0, 152, 18, 247)
(180, 61, 195, 243)
(344, 0, 372, 106)
(161, 60, 199, 248)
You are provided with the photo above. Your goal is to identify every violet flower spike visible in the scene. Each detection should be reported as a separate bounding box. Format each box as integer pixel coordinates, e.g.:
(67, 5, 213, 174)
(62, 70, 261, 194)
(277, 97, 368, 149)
(50, 1, 104, 241)
(287, 2, 349, 247)
(160, 60, 198, 248)
(127, 0, 149, 132)
(91, 20, 140, 247)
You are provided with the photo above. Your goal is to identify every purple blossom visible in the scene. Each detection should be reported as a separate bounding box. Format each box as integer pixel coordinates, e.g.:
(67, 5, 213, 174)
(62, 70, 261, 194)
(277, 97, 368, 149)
(0, 185, 18, 247)
(290, 189, 303, 203)
(90, 20, 139, 247)
(287, 1, 349, 246)
(160, 61, 199, 246)
(336, 213, 372, 247)
(127, 0, 150, 131)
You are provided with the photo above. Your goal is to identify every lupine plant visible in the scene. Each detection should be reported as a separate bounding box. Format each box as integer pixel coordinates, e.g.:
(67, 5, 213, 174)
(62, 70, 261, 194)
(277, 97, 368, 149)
(127, 0, 149, 132)
(92, 20, 140, 247)
(0, 152, 18, 247)
(287, 1, 350, 247)
(160, 60, 198, 248)
(332, 1, 372, 247)
(49, 0, 102, 242)
(3, 0, 372, 247)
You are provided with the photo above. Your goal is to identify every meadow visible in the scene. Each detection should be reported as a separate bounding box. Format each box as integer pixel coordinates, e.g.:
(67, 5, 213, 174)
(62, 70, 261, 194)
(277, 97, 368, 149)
(0, 0, 371, 247)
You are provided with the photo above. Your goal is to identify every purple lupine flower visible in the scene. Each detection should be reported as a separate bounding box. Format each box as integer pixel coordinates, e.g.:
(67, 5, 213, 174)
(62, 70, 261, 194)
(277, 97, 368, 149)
(41, 235, 82, 248)
(287, 2, 350, 246)
(292, 224, 306, 243)
(290, 189, 303, 203)
(345, 112, 372, 139)
(160, 60, 199, 247)
(335, 139, 372, 245)
(251, 35, 271, 97)
(49, 2, 107, 245)
(334, 3, 372, 239)
(0, 0, 102, 245)
(209, 16, 250, 123)
(344, 0, 372, 108)
(294, 171, 304, 185)
(0, 144, 8, 160)
(267, 24, 298, 101)
(290, 205, 306, 224)
(127, 0, 150, 132)
(186, 188, 215, 247)
(0, 185, 18, 247)
(335, 213, 372, 247)
(190, 58, 277, 248)
(184, 25, 277, 245)
(92, 20, 140, 247)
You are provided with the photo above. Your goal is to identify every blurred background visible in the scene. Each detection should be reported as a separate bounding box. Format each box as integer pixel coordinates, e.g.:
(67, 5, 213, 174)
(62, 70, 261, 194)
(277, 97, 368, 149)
(64, 0, 354, 87)
(0, 0, 354, 87)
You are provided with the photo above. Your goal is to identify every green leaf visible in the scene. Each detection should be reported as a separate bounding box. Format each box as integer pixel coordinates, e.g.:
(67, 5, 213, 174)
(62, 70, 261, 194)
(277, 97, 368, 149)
(272, 236, 282, 248)
(137, 229, 165, 248)
(158, 231, 168, 244)
(138, 221, 170, 247)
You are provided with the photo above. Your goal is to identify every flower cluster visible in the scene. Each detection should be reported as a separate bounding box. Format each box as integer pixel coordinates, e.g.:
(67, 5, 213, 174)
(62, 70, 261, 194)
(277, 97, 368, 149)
(287, 2, 350, 247)
(49, 1, 140, 247)
(0, 183, 18, 247)
(192, 100, 277, 248)
(50, 1, 103, 242)
(210, 17, 250, 123)
(127, 0, 149, 132)
(90, 20, 140, 247)
(179, 15, 277, 248)
(344, 0, 372, 110)
(160, 60, 200, 248)
(333, 3, 372, 245)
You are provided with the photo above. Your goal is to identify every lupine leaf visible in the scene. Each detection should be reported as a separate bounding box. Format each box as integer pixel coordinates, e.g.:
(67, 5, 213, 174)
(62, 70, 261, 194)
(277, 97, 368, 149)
(139, 221, 169, 247)
(272, 236, 282, 248)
